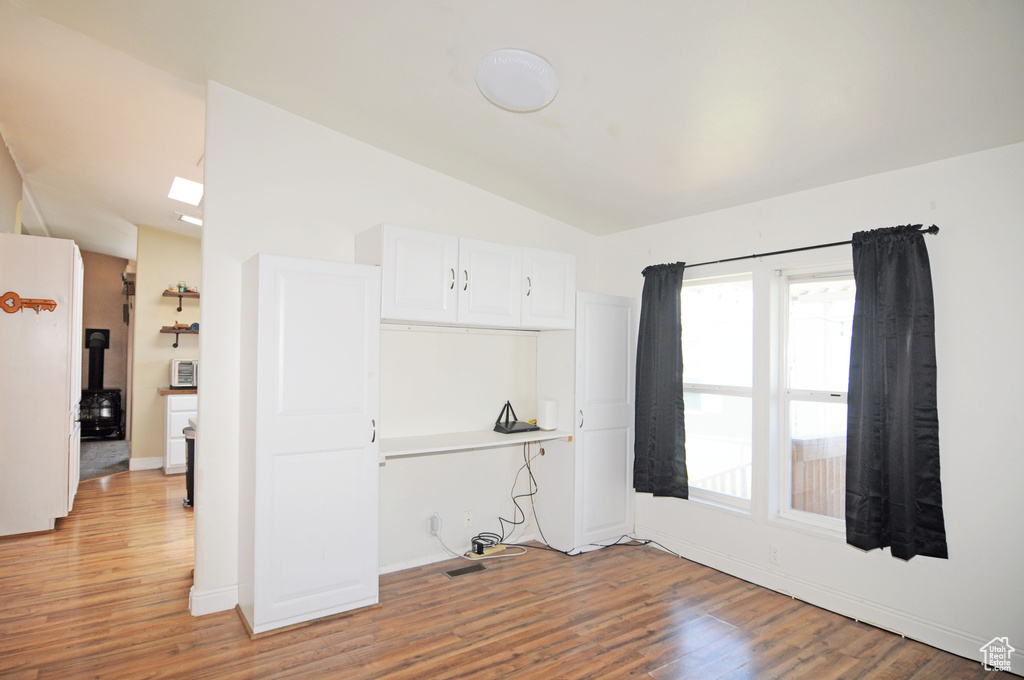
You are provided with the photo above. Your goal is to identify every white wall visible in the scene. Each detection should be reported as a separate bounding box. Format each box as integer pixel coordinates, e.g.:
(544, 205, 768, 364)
(193, 82, 597, 614)
(598, 142, 1024, 666)
(0, 134, 21, 233)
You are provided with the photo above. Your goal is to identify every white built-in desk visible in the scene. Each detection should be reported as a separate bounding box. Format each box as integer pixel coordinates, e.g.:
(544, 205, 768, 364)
(380, 429, 571, 460)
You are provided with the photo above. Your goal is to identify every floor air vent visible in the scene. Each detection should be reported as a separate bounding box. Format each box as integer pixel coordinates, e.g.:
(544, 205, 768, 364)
(444, 563, 486, 578)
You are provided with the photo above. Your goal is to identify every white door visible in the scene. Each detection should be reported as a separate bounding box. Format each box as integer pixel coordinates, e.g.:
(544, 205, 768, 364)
(245, 255, 380, 635)
(68, 418, 81, 512)
(457, 238, 522, 327)
(381, 225, 458, 323)
(67, 247, 83, 510)
(0, 234, 77, 536)
(521, 248, 576, 330)
(575, 293, 635, 545)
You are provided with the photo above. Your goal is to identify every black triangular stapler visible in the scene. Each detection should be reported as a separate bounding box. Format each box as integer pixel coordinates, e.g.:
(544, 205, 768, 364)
(493, 400, 540, 434)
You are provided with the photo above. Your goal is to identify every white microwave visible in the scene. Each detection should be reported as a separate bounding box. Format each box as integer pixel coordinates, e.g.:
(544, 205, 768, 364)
(171, 359, 198, 387)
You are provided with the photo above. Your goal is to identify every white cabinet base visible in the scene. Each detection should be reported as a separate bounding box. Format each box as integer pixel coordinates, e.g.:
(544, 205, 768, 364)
(163, 393, 197, 474)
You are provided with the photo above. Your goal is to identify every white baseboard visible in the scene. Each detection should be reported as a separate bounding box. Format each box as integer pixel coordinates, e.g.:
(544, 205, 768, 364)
(637, 524, 1022, 676)
(129, 456, 163, 471)
(379, 532, 538, 575)
(380, 550, 455, 575)
(189, 584, 238, 617)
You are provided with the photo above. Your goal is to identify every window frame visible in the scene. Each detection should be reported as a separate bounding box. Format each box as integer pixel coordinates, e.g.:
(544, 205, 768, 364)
(680, 271, 754, 511)
(776, 267, 854, 533)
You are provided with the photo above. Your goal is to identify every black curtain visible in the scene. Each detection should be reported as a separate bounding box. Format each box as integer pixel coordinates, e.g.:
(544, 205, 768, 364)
(846, 225, 947, 560)
(634, 262, 688, 499)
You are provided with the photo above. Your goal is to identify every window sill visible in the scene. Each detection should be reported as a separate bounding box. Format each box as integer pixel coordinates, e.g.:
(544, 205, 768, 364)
(687, 489, 752, 516)
(771, 511, 846, 541)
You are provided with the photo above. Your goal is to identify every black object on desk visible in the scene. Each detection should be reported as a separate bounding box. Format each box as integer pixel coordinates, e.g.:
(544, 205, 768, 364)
(494, 401, 540, 434)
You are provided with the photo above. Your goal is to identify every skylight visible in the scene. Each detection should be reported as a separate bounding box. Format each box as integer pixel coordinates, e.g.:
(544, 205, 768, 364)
(168, 177, 204, 206)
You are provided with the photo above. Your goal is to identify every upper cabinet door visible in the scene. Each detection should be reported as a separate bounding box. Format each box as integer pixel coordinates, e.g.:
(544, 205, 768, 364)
(356, 224, 578, 330)
(521, 248, 576, 330)
(457, 238, 523, 327)
(379, 225, 458, 324)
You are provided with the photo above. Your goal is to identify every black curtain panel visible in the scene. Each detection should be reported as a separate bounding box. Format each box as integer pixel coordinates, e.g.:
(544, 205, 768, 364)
(634, 262, 688, 499)
(846, 225, 947, 560)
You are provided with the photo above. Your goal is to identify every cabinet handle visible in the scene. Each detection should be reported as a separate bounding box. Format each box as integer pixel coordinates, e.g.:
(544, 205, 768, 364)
(526, 276, 532, 296)
(449, 268, 455, 290)
(371, 419, 376, 443)
(579, 410, 584, 428)
(463, 270, 469, 291)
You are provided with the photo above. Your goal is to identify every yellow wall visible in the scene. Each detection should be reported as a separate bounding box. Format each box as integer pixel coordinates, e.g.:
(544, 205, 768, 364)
(130, 225, 201, 464)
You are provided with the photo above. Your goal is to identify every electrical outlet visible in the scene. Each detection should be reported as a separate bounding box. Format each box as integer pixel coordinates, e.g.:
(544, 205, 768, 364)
(428, 514, 441, 536)
(769, 543, 781, 565)
(463, 510, 473, 528)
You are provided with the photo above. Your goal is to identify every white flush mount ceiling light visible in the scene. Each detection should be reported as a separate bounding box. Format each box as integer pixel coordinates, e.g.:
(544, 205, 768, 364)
(475, 49, 559, 113)
(177, 213, 203, 227)
(168, 176, 204, 206)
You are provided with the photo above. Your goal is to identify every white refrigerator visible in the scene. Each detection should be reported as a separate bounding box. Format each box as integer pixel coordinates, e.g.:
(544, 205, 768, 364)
(0, 232, 84, 536)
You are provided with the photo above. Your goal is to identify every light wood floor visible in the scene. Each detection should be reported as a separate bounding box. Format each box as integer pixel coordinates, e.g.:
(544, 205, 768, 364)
(0, 471, 996, 679)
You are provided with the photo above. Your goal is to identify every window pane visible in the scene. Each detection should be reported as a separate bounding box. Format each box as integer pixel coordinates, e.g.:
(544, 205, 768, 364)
(790, 400, 846, 519)
(787, 279, 855, 392)
(681, 278, 752, 387)
(684, 392, 752, 499)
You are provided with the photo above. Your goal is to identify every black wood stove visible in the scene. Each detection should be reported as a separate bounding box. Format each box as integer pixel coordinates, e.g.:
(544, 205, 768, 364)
(81, 328, 123, 439)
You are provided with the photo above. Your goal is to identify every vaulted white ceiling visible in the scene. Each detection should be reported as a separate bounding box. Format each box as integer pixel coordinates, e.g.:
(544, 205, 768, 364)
(2, 0, 1023, 259)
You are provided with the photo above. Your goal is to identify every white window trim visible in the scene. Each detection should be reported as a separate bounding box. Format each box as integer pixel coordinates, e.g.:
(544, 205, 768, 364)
(681, 272, 754, 511)
(775, 266, 853, 534)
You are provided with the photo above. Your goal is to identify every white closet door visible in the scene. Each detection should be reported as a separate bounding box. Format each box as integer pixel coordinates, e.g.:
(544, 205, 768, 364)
(575, 293, 635, 545)
(0, 234, 77, 536)
(382, 225, 458, 323)
(457, 238, 522, 327)
(244, 254, 380, 635)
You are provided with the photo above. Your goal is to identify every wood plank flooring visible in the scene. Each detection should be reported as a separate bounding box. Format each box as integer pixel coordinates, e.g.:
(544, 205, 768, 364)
(0, 471, 997, 679)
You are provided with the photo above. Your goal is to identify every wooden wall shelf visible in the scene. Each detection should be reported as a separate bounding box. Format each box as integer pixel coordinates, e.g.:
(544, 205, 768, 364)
(160, 326, 198, 348)
(163, 289, 200, 312)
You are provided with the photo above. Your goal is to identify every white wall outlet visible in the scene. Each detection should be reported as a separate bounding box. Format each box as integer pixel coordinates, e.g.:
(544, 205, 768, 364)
(463, 510, 473, 528)
(769, 543, 781, 565)
(428, 514, 441, 536)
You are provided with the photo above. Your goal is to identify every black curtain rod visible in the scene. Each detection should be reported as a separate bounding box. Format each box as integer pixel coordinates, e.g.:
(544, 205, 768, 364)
(683, 224, 939, 270)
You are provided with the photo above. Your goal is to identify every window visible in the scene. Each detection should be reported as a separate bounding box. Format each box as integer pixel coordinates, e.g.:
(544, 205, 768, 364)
(681, 275, 753, 505)
(781, 271, 855, 525)
(677, 260, 853, 528)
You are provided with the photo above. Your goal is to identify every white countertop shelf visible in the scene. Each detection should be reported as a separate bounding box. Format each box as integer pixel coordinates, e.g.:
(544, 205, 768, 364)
(381, 428, 571, 460)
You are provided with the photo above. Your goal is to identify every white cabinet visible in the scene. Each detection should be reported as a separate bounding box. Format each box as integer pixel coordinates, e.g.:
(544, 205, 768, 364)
(0, 233, 83, 535)
(457, 237, 522, 327)
(163, 393, 197, 474)
(356, 224, 575, 330)
(522, 247, 576, 330)
(238, 254, 380, 637)
(533, 292, 635, 552)
(365, 224, 459, 324)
